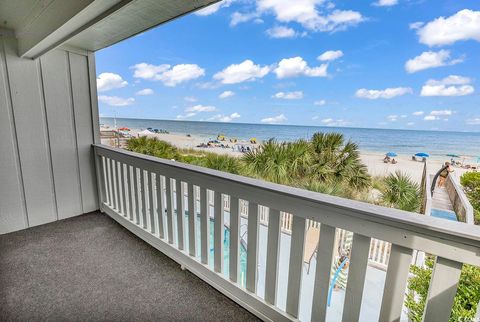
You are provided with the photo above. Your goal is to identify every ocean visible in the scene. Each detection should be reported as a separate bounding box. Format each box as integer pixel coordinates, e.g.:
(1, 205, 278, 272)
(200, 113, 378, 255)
(100, 117, 480, 160)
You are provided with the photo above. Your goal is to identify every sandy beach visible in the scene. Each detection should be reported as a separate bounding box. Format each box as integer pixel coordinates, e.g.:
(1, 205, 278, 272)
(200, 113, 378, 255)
(105, 127, 471, 184)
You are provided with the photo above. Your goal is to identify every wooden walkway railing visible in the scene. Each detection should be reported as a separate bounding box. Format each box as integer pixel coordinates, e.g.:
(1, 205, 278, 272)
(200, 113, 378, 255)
(94, 144, 480, 322)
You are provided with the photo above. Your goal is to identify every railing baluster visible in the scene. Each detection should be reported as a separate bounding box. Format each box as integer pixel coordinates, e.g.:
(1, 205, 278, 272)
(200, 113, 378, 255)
(246, 202, 259, 293)
(140, 169, 147, 229)
(379, 244, 413, 322)
(147, 171, 155, 233)
(176, 179, 185, 250)
(423, 257, 463, 322)
(115, 160, 121, 211)
(311, 224, 336, 322)
(200, 187, 209, 264)
(109, 158, 116, 209)
(156, 173, 165, 238)
(95, 155, 106, 208)
(188, 183, 196, 256)
(229, 196, 240, 283)
(165, 177, 174, 244)
(265, 208, 281, 305)
(120, 163, 127, 216)
(133, 167, 140, 225)
(342, 233, 371, 322)
(214, 191, 224, 273)
(103, 157, 111, 205)
(286, 215, 306, 317)
(126, 165, 133, 220)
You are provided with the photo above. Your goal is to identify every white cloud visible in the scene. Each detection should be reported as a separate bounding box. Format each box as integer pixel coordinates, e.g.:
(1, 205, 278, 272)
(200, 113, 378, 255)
(176, 112, 197, 120)
(412, 111, 424, 116)
(407, 122, 415, 126)
(318, 50, 343, 61)
(132, 63, 205, 86)
(421, 75, 475, 97)
(424, 115, 438, 121)
(98, 95, 135, 106)
(266, 26, 299, 38)
(255, 0, 364, 32)
(409, 21, 424, 30)
(430, 110, 452, 116)
(273, 91, 304, 99)
(321, 118, 350, 126)
(195, 0, 234, 16)
(355, 87, 413, 99)
(97, 73, 128, 92)
(274, 56, 328, 79)
(219, 91, 235, 99)
(261, 113, 287, 124)
(209, 112, 241, 122)
(405, 50, 463, 73)
(417, 9, 480, 46)
(230, 11, 260, 27)
(135, 88, 154, 96)
(314, 99, 326, 106)
(185, 105, 217, 113)
(467, 118, 480, 125)
(373, 0, 398, 7)
(387, 115, 398, 121)
(214, 60, 270, 84)
(184, 96, 197, 102)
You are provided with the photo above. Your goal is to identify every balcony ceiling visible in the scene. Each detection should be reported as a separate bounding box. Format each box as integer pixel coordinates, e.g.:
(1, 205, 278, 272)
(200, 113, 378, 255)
(0, 0, 219, 59)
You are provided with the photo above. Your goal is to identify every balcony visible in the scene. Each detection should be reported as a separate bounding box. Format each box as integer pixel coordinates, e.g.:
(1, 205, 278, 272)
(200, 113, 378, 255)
(57, 144, 480, 321)
(2, 143, 479, 321)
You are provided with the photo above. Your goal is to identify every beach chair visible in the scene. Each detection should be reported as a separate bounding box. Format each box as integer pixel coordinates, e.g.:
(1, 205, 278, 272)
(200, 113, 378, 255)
(304, 227, 320, 273)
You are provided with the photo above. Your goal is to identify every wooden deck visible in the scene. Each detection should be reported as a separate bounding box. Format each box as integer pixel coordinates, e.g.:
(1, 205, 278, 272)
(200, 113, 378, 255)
(432, 185, 454, 211)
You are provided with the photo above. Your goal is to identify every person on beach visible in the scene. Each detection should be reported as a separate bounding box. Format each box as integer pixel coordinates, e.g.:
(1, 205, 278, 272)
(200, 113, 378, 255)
(438, 162, 454, 187)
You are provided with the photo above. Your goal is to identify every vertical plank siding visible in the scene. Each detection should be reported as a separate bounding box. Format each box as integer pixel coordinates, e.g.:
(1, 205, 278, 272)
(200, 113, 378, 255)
(0, 36, 98, 234)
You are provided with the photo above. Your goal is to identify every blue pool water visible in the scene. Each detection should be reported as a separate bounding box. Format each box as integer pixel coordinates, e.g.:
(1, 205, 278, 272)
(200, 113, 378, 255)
(431, 209, 458, 221)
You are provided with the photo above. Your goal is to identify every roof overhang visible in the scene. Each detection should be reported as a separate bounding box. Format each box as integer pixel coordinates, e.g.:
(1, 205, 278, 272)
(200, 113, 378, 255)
(0, 0, 220, 59)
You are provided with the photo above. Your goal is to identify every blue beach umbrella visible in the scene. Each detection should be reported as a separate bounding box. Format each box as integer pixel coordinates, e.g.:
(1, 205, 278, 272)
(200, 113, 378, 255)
(386, 152, 397, 157)
(415, 152, 430, 158)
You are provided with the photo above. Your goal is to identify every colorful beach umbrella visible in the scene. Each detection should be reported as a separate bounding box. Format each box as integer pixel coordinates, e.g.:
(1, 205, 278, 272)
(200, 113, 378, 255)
(415, 152, 430, 158)
(386, 152, 397, 157)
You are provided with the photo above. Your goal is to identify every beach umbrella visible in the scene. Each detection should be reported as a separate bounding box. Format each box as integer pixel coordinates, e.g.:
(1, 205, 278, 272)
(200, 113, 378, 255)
(415, 152, 430, 158)
(386, 152, 397, 157)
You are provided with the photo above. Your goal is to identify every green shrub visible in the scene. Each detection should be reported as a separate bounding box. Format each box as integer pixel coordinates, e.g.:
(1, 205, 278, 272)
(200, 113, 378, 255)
(380, 171, 421, 212)
(126, 136, 180, 160)
(406, 258, 480, 322)
(461, 172, 480, 224)
(202, 153, 242, 174)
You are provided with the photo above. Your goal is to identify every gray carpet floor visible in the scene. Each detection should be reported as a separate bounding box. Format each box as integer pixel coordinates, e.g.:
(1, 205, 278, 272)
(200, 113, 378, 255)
(0, 212, 260, 322)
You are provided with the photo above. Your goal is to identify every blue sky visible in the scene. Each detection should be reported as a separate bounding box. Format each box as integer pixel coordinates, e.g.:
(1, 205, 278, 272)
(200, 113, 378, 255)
(96, 0, 480, 132)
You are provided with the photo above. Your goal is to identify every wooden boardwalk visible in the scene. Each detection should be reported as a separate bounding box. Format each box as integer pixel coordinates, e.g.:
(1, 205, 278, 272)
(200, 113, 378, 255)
(431, 179, 454, 211)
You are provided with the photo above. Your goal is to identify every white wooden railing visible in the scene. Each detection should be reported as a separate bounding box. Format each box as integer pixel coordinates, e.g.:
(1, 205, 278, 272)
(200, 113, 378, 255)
(94, 144, 480, 322)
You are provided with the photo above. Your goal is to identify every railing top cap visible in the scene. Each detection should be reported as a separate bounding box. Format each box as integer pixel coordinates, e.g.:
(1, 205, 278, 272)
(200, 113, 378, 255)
(94, 144, 480, 248)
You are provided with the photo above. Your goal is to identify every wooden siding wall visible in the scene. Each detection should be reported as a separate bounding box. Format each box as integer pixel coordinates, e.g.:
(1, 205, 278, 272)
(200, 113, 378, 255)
(0, 35, 99, 234)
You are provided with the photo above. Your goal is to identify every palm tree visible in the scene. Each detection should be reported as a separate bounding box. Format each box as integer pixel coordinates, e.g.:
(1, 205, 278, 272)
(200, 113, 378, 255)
(381, 171, 420, 212)
(309, 132, 371, 191)
(242, 139, 311, 185)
